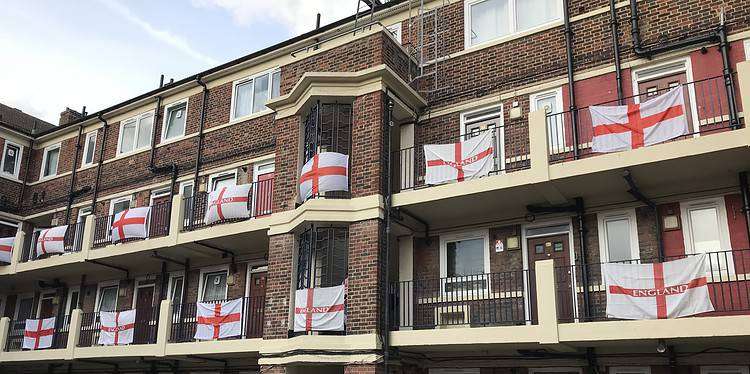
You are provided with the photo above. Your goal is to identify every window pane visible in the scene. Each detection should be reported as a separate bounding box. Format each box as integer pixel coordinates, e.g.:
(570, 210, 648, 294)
(181, 183, 194, 198)
(99, 287, 118, 311)
(165, 103, 187, 139)
(202, 272, 227, 301)
(120, 121, 136, 153)
(112, 200, 130, 215)
(446, 238, 485, 276)
(253, 74, 270, 113)
(44, 148, 59, 177)
(67, 291, 79, 315)
(171, 277, 184, 305)
(605, 218, 631, 262)
(271, 71, 281, 98)
(84, 133, 96, 164)
(211, 174, 236, 191)
(137, 115, 154, 149)
(517, 0, 559, 30)
(234, 80, 253, 118)
(3, 144, 19, 174)
(470, 0, 510, 46)
(689, 207, 722, 253)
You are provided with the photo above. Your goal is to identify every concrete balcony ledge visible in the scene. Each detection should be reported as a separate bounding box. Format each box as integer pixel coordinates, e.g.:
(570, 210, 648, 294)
(164, 338, 263, 356)
(268, 195, 384, 235)
(258, 333, 381, 366)
(1, 348, 69, 362)
(74, 343, 160, 359)
(389, 324, 545, 348)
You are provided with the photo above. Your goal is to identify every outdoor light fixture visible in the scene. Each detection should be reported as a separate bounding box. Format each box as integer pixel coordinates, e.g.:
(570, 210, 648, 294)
(656, 339, 667, 353)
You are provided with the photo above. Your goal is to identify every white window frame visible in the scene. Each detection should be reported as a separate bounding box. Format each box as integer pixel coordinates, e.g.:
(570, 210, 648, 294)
(610, 367, 651, 374)
(35, 292, 56, 318)
(701, 367, 749, 374)
(208, 170, 238, 192)
(94, 280, 120, 312)
(597, 208, 640, 263)
(109, 196, 132, 217)
(179, 180, 195, 197)
(198, 265, 230, 302)
(40, 143, 61, 179)
(439, 229, 491, 295)
(161, 99, 189, 142)
(680, 196, 734, 274)
(116, 111, 154, 156)
(81, 131, 97, 167)
(65, 287, 81, 315)
(1, 140, 23, 179)
(386, 22, 402, 44)
(744, 39, 750, 61)
(530, 87, 565, 152)
(131, 278, 156, 310)
(229, 68, 281, 121)
(460, 104, 505, 174)
(464, 0, 563, 49)
(149, 187, 171, 206)
(167, 271, 186, 303)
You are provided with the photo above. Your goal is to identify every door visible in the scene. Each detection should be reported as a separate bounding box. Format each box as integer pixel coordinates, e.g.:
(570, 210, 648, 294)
(527, 234, 573, 323)
(463, 106, 504, 174)
(246, 271, 267, 338)
(254, 172, 274, 217)
(133, 285, 155, 344)
(38, 294, 55, 319)
(149, 191, 171, 237)
(13, 296, 34, 349)
(637, 72, 694, 134)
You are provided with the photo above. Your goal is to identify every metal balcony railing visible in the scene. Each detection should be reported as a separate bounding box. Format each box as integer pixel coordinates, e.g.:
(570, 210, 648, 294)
(77, 306, 160, 347)
(169, 296, 265, 343)
(20, 221, 86, 263)
(5, 315, 71, 352)
(92, 201, 172, 249)
(181, 179, 273, 232)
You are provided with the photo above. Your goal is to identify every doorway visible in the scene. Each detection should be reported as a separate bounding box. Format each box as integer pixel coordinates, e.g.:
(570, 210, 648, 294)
(525, 223, 575, 324)
(246, 266, 267, 338)
(133, 281, 155, 344)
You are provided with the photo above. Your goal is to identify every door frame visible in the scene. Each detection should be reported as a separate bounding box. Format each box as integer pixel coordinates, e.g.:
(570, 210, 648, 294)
(65, 287, 81, 315)
(132, 278, 157, 310)
(13, 293, 34, 321)
(521, 217, 578, 323)
(251, 161, 275, 216)
(35, 292, 56, 318)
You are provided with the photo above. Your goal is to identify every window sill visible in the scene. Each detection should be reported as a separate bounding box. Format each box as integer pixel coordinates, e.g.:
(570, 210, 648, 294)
(111, 147, 152, 162)
(0, 173, 21, 183)
(227, 109, 275, 126)
(458, 20, 564, 63)
(158, 134, 189, 147)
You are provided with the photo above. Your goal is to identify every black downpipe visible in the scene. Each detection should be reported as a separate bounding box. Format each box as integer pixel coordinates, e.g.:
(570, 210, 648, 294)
(383, 97, 395, 374)
(717, 23, 740, 130)
(159, 261, 168, 300)
(630, 0, 718, 58)
(18, 136, 34, 212)
(740, 172, 750, 246)
(64, 125, 85, 224)
(148, 96, 163, 171)
(609, 0, 624, 104)
(623, 170, 664, 260)
(563, 0, 579, 159)
(575, 197, 592, 319)
(191, 77, 209, 228)
(90, 115, 110, 213)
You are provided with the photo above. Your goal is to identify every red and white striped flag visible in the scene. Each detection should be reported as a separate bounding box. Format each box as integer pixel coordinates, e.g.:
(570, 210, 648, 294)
(36, 225, 67, 257)
(299, 152, 349, 200)
(23, 317, 55, 350)
(0, 236, 13, 263)
(194, 298, 243, 340)
(294, 284, 346, 332)
(111, 207, 151, 242)
(205, 184, 251, 225)
(98, 310, 136, 345)
(424, 131, 494, 185)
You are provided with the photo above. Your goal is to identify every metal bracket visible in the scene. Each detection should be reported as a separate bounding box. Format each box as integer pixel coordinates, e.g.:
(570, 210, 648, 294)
(84, 259, 129, 279)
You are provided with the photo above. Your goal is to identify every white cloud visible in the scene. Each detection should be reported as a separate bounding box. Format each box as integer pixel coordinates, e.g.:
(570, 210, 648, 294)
(98, 0, 219, 66)
(191, 0, 357, 35)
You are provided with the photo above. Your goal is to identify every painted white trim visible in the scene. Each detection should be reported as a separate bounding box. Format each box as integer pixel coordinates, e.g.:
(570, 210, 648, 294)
(116, 111, 155, 156)
(744, 39, 750, 61)
(700, 367, 750, 374)
(167, 271, 186, 303)
(81, 131, 97, 167)
(198, 265, 230, 302)
(464, 0, 563, 49)
(161, 98, 189, 143)
(149, 187, 171, 206)
(39, 142, 61, 180)
(609, 367, 651, 374)
(94, 280, 120, 312)
(386, 22, 402, 45)
(229, 68, 280, 122)
(35, 292, 56, 318)
(109, 196, 132, 217)
(132, 279, 157, 310)
(680, 196, 734, 274)
(530, 86, 565, 151)
(208, 169, 238, 192)
(439, 229, 491, 277)
(179, 180, 195, 197)
(64, 287, 81, 315)
(0, 140, 23, 179)
(460, 103, 505, 173)
(597, 208, 640, 263)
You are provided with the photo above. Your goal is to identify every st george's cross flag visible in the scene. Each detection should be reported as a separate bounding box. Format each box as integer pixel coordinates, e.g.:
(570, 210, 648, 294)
(194, 298, 243, 340)
(0, 236, 14, 263)
(424, 131, 494, 185)
(603, 254, 715, 319)
(111, 207, 151, 243)
(23, 317, 56, 350)
(36, 225, 68, 257)
(299, 152, 349, 201)
(204, 184, 251, 225)
(294, 284, 346, 332)
(98, 309, 136, 345)
(590, 87, 688, 153)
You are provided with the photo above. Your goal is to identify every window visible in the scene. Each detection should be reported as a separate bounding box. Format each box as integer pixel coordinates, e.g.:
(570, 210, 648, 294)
(296, 226, 349, 289)
(41, 143, 61, 179)
(680, 197, 733, 273)
(65, 288, 80, 316)
(118, 112, 154, 155)
(1, 141, 22, 178)
(231, 69, 281, 119)
(81, 131, 97, 166)
(168, 273, 185, 306)
(597, 209, 639, 263)
(386, 23, 402, 44)
(461, 105, 504, 173)
(440, 230, 490, 292)
(96, 283, 119, 312)
(530, 88, 564, 152)
(200, 270, 228, 301)
(109, 196, 131, 217)
(465, 0, 561, 47)
(162, 100, 188, 141)
(209, 171, 237, 192)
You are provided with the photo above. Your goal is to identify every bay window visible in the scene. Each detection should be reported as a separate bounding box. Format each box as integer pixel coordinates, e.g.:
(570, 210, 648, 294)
(465, 0, 562, 47)
(296, 226, 348, 289)
(118, 112, 154, 155)
(231, 69, 281, 120)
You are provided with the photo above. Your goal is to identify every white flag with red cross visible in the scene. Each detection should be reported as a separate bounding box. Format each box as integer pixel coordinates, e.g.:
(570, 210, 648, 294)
(0, 236, 14, 263)
(424, 131, 494, 185)
(590, 87, 688, 153)
(194, 298, 243, 340)
(36, 225, 68, 257)
(293, 284, 346, 332)
(204, 184, 251, 225)
(603, 254, 715, 319)
(98, 309, 136, 345)
(23, 317, 55, 350)
(299, 152, 349, 201)
(111, 207, 151, 243)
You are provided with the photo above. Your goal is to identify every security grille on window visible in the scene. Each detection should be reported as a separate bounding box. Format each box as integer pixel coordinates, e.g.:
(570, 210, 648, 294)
(296, 226, 348, 289)
(302, 102, 352, 198)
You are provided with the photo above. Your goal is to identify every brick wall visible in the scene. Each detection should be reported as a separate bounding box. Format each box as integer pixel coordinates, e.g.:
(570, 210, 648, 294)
(263, 233, 295, 339)
(346, 219, 385, 335)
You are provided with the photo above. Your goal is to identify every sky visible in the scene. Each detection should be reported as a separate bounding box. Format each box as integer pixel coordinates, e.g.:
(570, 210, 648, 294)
(0, 0, 357, 124)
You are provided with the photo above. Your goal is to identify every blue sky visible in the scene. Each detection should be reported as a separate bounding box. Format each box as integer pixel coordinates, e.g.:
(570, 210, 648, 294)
(0, 0, 353, 124)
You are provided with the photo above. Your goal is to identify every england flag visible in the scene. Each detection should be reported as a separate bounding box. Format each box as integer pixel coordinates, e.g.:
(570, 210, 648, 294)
(294, 284, 346, 332)
(111, 207, 151, 243)
(204, 184, 251, 225)
(194, 298, 243, 340)
(98, 310, 136, 345)
(36, 225, 68, 257)
(23, 317, 56, 350)
(299, 152, 349, 201)
(0, 236, 13, 263)
(424, 131, 495, 185)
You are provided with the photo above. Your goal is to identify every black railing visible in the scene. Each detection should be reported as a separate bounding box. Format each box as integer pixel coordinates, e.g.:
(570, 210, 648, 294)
(394, 123, 530, 192)
(5, 315, 71, 351)
(169, 296, 265, 343)
(20, 221, 86, 263)
(92, 201, 172, 249)
(555, 248, 750, 323)
(78, 306, 160, 347)
(546, 75, 742, 163)
(390, 270, 534, 330)
(181, 179, 274, 232)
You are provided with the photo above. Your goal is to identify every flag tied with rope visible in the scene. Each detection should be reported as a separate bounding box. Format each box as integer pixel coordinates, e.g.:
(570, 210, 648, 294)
(590, 87, 688, 153)
(204, 184, 252, 225)
(36, 225, 67, 257)
(111, 207, 151, 242)
(23, 317, 55, 350)
(424, 131, 494, 185)
(98, 309, 136, 345)
(293, 284, 346, 332)
(299, 152, 349, 201)
(0, 236, 13, 263)
(194, 298, 243, 340)
(603, 254, 715, 319)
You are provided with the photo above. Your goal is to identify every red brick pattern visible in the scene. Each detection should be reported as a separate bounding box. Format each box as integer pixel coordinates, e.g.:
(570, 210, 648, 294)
(347, 219, 385, 335)
(263, 233, 295, 339)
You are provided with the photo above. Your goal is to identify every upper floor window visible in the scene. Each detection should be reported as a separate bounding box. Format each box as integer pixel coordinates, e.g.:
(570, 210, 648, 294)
(209, 170, 237, 192)
(81, 131, 97, 167)
(118, 112, 154, 155)
(597, 209, 639, 263)
(303, 103, 352, 162)
(231, 69, 281, 120)
(465, 0, 562, 47)
(41, 143, 61, 179)
(387, 23, 403, 44)
(530, 88, 564, 152)
(162, 100, 188, 141)
(1, 141, 22, 178)
(297, 226, 348, 289)
(96, 282, 119, 312)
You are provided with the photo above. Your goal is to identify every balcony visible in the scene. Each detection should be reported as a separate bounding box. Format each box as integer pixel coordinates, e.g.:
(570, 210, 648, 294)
(4, 315, 70, 352)
(181, 178, 273, 232)
(19, 221, 86, 263)
(169, 296, 265, 343)
(77, 306, 159, 347)
(92, 201, 172, 249)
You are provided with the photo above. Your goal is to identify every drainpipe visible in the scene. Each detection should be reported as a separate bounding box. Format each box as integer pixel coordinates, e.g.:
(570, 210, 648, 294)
(383, 97, 395, 374)
(740, 172, 750, 246)
(575, 197, 592, 319)
(717, 21, 740, 130)
(90, 114, 110, 213)
(630, 0, 718, 58)
(65, 125, 85, 224)
(623, 170, 664, 261)
(18, 132, 35, 213)
(148, 96, 163, 171)
(191, 77, 209, 228)
(609, 0, 624, 104)
(563, 0, 580, 159)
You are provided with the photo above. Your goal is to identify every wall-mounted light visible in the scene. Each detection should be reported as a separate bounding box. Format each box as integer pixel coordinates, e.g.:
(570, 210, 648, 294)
(656, 339, 667, 353)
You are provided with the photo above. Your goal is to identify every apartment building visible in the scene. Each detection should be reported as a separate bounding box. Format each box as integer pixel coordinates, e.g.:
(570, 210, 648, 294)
(0, 0, 749, 372)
